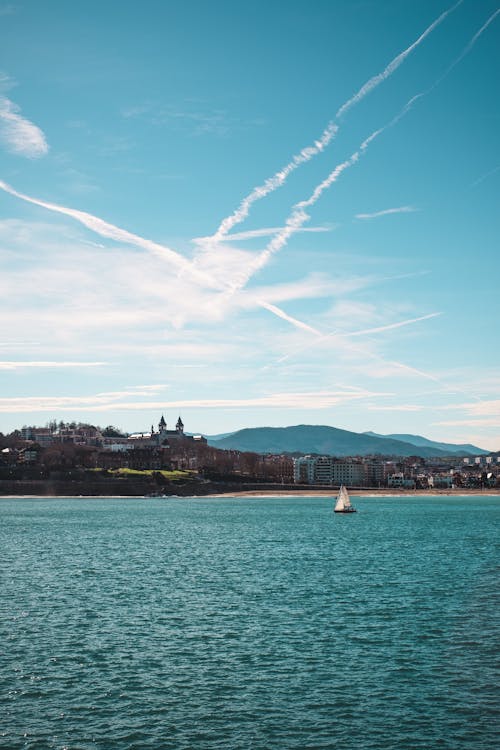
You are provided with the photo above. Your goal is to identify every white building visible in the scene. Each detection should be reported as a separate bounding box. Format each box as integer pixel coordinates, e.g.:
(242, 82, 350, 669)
(332, 462, 365, 486)
(293, 456, 316, 483)
(293, 456, 366, 486)
(388, 472, 415, 489)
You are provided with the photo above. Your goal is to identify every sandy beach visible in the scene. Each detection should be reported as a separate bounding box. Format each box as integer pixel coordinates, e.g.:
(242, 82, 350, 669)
(4, 488, 499, 500)
(204, 488, 500, 498)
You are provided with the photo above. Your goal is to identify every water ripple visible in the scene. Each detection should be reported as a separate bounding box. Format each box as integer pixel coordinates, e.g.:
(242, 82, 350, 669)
(1, 495, 499, 749)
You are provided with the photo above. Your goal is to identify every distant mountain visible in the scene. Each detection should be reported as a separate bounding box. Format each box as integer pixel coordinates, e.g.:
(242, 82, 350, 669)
(363, 431, 487, 456)
(207, 424, 483, 458)
(202, 431, 236, 441)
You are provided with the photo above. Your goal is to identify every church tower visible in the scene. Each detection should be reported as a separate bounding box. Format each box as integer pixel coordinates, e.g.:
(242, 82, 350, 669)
(158, 415, 167, 433)
(176, 416, 184, 434)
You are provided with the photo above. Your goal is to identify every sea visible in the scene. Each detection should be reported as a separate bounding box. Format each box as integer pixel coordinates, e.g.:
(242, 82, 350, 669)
(0, 495, 498, 750)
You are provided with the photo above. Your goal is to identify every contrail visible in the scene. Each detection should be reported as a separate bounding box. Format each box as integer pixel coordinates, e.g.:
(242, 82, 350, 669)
(0, 178, 321, 334)
(226, 6, 500, 298)
(447, 7, 499, 70)
(373, 7, 500, 133)
(258, 301, 322, 335)
(272, 313, 441, 367)
(2, 167, 434, 361)
(211, 122, 338, 242)
(3, 8, 494, 345)
(471, 164, 500, 188)
(262, 310, 442, 383)
(0, 179, 220, 290)
(221, 139, 374, 299)
(336, 0, 463, 119)
(356, 206, 418, 220)
(209, 1, 461, 242)
(350, 312, 441, 337)
(193, 223, 333, 245)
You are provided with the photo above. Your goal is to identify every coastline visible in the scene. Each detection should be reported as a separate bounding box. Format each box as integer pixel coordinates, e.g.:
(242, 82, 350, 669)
(201, 488, 500, 498)
(1, 488, 499, 500)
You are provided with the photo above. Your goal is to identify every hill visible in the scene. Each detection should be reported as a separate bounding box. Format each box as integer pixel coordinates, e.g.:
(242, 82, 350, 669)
(207, 424, 483, 458)
(363, 431, 487, 455)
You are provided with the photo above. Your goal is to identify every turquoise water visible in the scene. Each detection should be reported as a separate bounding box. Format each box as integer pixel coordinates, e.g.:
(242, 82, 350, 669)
(0, 495, 498, 749)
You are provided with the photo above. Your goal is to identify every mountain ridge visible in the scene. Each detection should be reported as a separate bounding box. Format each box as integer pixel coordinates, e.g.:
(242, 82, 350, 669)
(206, 424, 487, 458)
(363, 431, 488, 455)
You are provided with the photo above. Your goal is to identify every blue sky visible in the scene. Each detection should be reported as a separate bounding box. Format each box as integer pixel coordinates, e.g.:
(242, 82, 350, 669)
(0, 0, 499, 449)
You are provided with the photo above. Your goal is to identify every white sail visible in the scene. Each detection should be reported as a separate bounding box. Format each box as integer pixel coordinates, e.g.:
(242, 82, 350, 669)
(334, 485, 352, 511)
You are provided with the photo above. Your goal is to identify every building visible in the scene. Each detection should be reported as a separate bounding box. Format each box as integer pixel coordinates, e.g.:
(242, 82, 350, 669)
(332, 461, 365, 486)
(127, 415, 206, 449)
(293, 456, 366, 486)
(21, 427, 54, 446)
(387, 472, 416, 489)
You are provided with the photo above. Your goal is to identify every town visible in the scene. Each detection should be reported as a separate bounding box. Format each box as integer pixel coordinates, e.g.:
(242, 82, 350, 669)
(1, 415, 498, 495)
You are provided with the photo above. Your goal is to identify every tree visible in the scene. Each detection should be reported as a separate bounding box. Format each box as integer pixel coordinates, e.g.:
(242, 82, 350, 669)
(102, 425, 126, 438)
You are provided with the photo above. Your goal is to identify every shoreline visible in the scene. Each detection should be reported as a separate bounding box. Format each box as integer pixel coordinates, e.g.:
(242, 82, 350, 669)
(1, 488, 499, 499)
(199, 488, 500, 498)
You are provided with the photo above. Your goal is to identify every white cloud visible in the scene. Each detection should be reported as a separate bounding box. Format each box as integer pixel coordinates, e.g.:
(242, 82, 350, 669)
(0, 361, 106, 370)
(0, 388, 392, 414)
(0, 185, 335, 333)
(0, 179, 207, 279)
(442, 399, 500, 417)
(0, 93, 49, 158)
(125, 384, 168, 392)
(366, 404, 424, 412)
(434, 418, 500, 427)
(242, 273, 375, 308)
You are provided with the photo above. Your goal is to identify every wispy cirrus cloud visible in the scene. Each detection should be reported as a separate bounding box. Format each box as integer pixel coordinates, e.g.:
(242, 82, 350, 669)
(442, 399, 500, 417)
(0, 388, 392, 414)
(366, 404, 424, 412)
(0, 185, 340, 334)
(122, 101, 261, 137)
(125, 384, 168, 392)
(0, 361, 106, 370)
(434, 417, 500, 428)
(0, 179, 216, 287)
(0, 73, 48, 157)
(355, 206, 418, 220)
(0, 94, 49, 158)
(269, 312, 441, 374)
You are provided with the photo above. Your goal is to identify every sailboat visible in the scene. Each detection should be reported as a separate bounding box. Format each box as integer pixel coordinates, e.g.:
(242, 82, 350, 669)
(334, 485, 356, 513)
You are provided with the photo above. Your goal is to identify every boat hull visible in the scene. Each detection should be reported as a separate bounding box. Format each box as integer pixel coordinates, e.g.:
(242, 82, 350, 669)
(334, 508, 356, 513)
